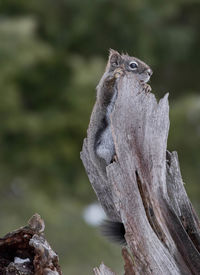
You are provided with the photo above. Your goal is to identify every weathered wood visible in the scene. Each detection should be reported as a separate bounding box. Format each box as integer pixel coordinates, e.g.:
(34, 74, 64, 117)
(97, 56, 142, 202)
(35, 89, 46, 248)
(81, 138, 120, 222)
(93, 263, 116, 275)
(81, 72, 200, 274)
(0, 214, 62, 275)
(122, 247, 136, 275)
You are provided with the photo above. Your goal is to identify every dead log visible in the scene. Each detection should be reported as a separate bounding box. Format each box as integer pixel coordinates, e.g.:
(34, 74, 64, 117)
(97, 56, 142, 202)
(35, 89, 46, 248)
(81, 73, 200, 274)
(0, 214, 62, 275)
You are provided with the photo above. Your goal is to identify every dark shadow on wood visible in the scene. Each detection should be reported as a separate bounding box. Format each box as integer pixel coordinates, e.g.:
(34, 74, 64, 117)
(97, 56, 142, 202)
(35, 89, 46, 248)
(0, 214, 62, 275)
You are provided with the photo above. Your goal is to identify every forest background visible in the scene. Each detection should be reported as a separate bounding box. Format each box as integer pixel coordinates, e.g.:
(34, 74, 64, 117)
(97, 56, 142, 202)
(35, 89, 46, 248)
(0, 1, 200, 274)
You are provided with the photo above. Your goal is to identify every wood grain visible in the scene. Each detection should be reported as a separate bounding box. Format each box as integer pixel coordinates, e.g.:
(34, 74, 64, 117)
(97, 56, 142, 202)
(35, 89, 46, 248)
(81, 72, 200, 275)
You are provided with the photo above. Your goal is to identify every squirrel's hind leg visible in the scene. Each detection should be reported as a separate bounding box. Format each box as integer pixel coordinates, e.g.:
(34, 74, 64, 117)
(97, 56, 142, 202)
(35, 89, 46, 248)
(96, 127, 115, 165)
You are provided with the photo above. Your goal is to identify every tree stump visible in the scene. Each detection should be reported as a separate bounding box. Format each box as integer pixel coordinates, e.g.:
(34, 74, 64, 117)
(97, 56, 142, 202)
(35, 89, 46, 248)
(81, 72, 200, 274)
(0, 214, 62, 275)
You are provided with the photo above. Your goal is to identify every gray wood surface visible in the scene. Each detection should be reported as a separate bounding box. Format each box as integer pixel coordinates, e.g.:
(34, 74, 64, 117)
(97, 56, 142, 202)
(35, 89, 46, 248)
(81, 72, 200, 274)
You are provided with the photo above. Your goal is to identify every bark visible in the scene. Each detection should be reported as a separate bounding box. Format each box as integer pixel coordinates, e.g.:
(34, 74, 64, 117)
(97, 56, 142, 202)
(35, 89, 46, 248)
(0, 214, 62, 275)
(81, 73, 200, 274)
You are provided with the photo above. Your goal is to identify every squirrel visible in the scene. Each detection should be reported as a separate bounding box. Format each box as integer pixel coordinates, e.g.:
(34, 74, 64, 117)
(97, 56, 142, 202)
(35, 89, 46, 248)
(87, 49, 153, 244)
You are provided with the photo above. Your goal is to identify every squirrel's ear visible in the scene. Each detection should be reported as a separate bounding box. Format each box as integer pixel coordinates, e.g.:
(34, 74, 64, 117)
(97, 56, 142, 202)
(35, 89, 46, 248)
(109, 49, 122, 66)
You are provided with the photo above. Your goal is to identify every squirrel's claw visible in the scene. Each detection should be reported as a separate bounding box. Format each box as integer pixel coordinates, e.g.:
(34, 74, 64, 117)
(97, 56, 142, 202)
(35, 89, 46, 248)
(142, 83, 152, 93)
(114, 67, 124, 79)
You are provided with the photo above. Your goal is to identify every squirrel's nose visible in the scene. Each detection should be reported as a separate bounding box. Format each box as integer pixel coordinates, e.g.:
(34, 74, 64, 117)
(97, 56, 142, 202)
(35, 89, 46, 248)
(147, 68, 153, 77)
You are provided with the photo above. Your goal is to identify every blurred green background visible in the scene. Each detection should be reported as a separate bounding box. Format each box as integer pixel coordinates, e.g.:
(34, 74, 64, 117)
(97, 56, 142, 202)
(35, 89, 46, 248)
(0, 0, 200, 274)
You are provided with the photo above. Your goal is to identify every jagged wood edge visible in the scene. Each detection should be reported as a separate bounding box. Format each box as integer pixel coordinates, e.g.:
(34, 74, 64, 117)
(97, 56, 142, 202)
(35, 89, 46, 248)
(0, 214, 62, 275)
(81, 137, 120, 221)
(93, 262, 116, 275)
(109, 73, 200, 274)
(81, 72, 200, 275)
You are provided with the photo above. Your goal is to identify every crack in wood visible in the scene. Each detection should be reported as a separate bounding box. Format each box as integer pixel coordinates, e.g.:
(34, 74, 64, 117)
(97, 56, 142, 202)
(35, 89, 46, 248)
(135, 170, 166, 244)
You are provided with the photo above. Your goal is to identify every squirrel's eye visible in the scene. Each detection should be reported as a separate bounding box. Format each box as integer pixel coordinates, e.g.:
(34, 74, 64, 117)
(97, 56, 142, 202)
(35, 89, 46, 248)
(129, 61, 138, 70)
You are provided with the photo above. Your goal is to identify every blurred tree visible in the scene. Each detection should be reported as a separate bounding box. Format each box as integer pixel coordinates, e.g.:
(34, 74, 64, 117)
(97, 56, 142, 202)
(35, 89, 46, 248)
(0, 0, 199, 197)
(168, 95, 200, 203)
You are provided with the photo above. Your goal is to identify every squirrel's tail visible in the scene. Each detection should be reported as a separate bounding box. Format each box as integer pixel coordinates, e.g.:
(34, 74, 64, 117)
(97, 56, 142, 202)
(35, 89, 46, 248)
(101, 220, 126, 245)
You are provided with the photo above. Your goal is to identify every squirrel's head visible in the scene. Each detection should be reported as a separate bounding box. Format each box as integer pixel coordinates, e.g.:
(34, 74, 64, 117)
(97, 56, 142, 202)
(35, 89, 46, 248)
(108, 49, 153, 83)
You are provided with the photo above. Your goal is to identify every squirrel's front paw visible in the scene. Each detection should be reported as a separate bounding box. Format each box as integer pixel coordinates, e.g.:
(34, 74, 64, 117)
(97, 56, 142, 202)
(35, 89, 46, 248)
(114, 67, 124, 79)
(142, 83, 152, 93)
